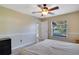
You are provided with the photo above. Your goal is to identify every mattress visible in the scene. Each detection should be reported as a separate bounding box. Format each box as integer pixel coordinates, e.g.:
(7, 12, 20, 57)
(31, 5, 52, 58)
(19, 39, 79, 55)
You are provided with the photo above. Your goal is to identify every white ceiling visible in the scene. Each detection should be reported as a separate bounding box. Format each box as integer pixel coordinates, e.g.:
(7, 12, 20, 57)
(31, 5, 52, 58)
(1, 4, 79, 18)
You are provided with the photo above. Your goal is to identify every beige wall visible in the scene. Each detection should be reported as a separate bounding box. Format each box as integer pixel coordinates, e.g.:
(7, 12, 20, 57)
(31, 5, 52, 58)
(42, 11, 79, 42)
(0, 6, 40, 34)
(0, 6, 40, 49)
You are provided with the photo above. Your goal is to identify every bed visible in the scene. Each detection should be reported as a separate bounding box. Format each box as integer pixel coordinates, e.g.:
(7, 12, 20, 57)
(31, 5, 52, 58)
(19, 39, 79, 55)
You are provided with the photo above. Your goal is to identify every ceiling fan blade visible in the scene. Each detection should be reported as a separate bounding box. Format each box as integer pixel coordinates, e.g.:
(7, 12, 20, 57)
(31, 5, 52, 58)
(48, 6, 59, 11)
(48, 12, 54, 15)
(32, 11, 41, 14)
(37, 5, 43, 9)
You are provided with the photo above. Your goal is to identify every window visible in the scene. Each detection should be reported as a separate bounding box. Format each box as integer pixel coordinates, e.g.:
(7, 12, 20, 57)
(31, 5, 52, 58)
(52, 20, 67, 37)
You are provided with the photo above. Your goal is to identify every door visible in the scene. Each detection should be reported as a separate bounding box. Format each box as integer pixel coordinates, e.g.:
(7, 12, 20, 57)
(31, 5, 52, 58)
(40, 21, 48, 41)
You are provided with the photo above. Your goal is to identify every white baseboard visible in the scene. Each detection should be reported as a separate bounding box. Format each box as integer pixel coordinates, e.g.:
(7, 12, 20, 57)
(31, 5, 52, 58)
(12, 41, 36, 50)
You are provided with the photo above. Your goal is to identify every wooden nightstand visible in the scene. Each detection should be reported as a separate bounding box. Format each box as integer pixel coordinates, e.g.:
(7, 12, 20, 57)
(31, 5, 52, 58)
(0, 38, 11, 55)
(75, 40, 79, 44)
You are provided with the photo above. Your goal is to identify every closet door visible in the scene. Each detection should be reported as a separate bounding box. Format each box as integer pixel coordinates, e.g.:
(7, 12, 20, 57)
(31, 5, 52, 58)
(40, 21, 48, 41)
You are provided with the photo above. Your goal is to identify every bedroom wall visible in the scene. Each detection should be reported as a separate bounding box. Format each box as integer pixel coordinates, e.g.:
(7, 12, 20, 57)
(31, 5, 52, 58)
(41, 11, 79, 42)
(0, 6, 40, 50)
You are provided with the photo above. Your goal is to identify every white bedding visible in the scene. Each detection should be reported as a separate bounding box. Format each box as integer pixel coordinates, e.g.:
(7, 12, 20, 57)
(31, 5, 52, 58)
(19, 39, 79, 55)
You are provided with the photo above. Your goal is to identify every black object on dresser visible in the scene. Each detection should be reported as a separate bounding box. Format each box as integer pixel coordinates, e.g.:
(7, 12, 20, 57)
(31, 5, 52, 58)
(0, 38, 11, 55)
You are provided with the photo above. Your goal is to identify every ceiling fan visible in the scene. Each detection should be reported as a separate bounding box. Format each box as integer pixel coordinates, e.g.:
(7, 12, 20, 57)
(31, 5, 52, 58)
(32, 4, 59, 16)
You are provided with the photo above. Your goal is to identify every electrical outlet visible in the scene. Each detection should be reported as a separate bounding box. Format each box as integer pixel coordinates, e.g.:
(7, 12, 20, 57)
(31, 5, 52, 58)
(20, 40, 22, 43)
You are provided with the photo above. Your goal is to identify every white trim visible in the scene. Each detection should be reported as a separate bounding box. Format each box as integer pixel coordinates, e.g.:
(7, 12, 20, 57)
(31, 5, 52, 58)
(0, 33, 36, 40)
(68, 32, 79, 34)
(12, 41, 36, 50)
(0, 33, 36, 36)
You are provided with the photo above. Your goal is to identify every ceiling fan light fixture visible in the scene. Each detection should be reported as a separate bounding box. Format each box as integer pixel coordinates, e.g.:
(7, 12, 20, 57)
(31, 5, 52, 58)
(42, 11, 48, 15)
(42, 9, 48, 15)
